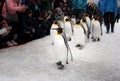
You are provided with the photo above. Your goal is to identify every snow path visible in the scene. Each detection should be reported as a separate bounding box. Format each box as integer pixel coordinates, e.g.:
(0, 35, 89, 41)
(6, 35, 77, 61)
(0, 22, 120, 81)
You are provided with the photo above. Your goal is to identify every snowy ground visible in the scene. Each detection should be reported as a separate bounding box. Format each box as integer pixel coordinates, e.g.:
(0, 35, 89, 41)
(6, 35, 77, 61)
(0, 21, 120, 81)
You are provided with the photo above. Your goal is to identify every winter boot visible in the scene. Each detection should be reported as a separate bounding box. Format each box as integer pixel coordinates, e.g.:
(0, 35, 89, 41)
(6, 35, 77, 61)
(106, 25, 110, 34)
(111, 25, 114, 33)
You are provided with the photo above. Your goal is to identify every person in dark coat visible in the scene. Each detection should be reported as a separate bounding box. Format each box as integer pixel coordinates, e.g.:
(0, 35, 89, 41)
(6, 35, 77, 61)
(19, 10, 35, 42)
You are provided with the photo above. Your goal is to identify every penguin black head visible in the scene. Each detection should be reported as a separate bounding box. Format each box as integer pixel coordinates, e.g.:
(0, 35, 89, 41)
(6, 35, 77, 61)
(76, 19, 80, 24)
(82, 18, 86, 23)
(94, 15, 99, 21)
(65, 18, 70, 21)
(57, 28, 63, 34)
(84, 13, 89, 17)
(53, 20, 58, 24)
(71, 15, 75, 18)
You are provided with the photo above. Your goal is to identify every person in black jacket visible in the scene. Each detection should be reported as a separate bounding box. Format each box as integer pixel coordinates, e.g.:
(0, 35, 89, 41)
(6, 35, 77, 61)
(19, 10, 35, 42)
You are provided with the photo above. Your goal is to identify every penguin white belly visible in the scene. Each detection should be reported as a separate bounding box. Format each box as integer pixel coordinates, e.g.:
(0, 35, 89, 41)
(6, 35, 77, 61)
(54, 35, 67, 63)
(73, 26, 86, 46)
(64, 22, 72, 41)
(71, 18, 76, 25)
(50, 24, 58, 43)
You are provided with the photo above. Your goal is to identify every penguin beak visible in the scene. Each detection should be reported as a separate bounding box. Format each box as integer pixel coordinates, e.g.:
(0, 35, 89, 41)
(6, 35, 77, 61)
(51, 28, 58, 30)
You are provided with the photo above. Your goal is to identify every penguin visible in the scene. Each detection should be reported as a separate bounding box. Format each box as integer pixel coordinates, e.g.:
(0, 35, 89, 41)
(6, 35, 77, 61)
(72, 19, 86, 49)
(64, 18, 73, 41)
(84, 13, 91, 39)
(80, 18, 89, 42)
(70, 15, 76, 26)
(50, 20, 59, 45)
(53, 28, 67, 70)
(91, 16, 102, 42)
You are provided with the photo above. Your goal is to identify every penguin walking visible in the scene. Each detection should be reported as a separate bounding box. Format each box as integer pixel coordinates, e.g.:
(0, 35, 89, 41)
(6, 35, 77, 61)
(50, 21, 59, 45)
(91, 16, 102, 42)
(64, 18, 73, 41)
(53, 28, 68, 70)
(72, 19, 86, 49)
(84, 13, 91, 39)
(70, 15, 76, 26)
(80, 18, 89, 42)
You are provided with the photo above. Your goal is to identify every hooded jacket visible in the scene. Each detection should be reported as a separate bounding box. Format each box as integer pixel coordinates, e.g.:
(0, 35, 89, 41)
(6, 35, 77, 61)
(100, 0, 118, 17)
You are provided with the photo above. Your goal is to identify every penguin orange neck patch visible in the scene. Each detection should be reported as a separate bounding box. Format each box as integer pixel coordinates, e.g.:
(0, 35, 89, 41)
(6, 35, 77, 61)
(74, 24, 80, 27)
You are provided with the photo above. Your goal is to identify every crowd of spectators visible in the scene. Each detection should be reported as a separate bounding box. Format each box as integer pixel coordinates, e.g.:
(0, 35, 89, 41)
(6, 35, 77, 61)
(0, 0, 119, 48)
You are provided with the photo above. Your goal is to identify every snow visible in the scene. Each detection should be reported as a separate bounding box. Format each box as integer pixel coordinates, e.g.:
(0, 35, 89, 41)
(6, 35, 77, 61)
(0, 21, 120, 81)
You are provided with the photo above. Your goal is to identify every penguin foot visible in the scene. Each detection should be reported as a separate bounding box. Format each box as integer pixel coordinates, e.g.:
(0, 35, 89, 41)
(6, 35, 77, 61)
(56, 61, 62, 66)
(58, 64, 64, 70)
(97, 38, 100, 41)
(68, 38, 71, 41)
(92, 39, 96, 42)
(91, 37, 94, 39)
(79, 45, 84, 49)
(76, 44, 81, 47)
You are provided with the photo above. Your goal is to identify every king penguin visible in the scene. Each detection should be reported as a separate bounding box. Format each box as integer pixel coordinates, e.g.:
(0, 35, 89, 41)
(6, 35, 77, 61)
(80, 18, 89, 42)
(64, 18, 73, 41)
(72, 19, 86, 49)
(53, 28, 67, 70)
(70, 15, 76, 26)
(91, 16, 102, 42)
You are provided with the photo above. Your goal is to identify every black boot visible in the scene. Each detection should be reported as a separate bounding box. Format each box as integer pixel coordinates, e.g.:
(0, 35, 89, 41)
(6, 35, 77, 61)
(111, 25, 114, 33)
(106, 25, 110, 34)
